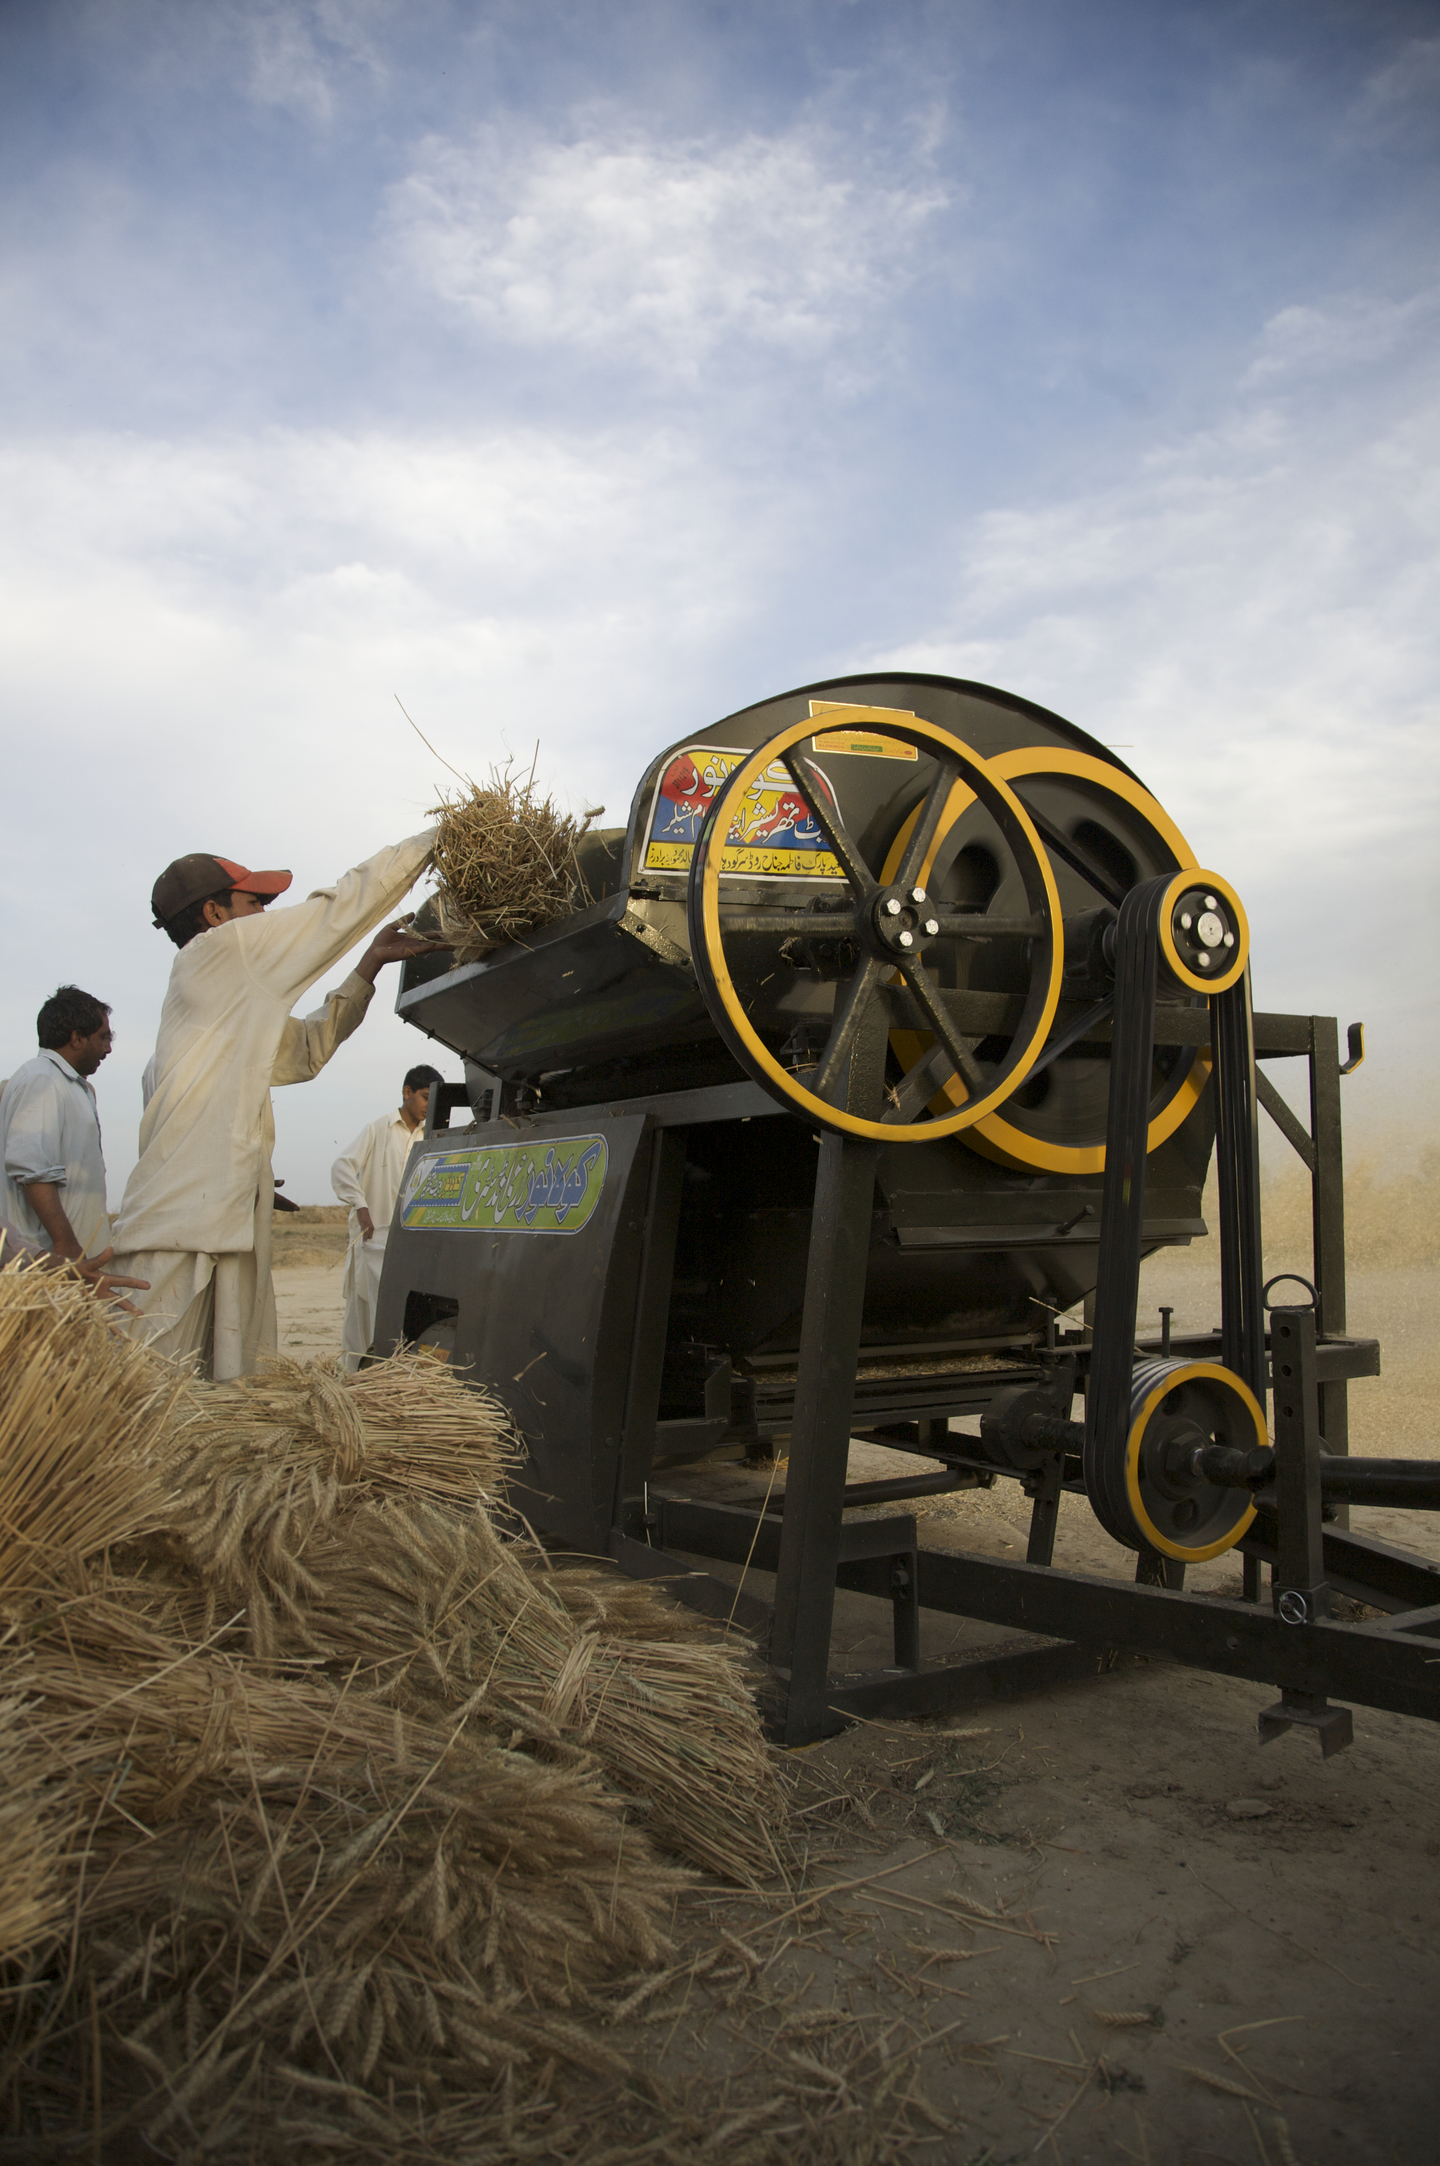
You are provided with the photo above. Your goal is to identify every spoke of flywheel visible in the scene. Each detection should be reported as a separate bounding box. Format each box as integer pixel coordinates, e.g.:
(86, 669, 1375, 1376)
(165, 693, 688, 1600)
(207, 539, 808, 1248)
(895, 755, 962, 895)
(928, 910, 1046, 938)
(782, 750, 875, 896)
(1017, 799, 1126, 909)
(899, 959, 989, 1098)
(811, 953, 887, 1103)
(716, 910, 860, 936)
(884, 1038, 963, 1125)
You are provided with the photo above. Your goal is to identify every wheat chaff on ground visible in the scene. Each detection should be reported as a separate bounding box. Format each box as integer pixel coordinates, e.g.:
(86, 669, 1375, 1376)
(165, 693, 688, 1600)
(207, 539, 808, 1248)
(428, 760, 602, 961)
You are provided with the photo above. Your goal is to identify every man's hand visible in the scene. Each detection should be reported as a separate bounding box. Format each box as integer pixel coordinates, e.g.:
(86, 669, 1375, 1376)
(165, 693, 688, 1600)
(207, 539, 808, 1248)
(356, 920, 454, 985)
(74, 1249, 151, 1313)
(357, 1208, 376, 1243)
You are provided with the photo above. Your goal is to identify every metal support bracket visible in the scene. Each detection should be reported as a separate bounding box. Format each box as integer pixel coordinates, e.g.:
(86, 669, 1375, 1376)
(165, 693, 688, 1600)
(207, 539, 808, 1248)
(1258, 1688, 1354, 1757)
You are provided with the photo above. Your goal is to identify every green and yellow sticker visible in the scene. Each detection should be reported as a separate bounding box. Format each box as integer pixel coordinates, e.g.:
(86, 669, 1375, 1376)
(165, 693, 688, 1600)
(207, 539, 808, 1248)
(399, 1135, 608, 1236)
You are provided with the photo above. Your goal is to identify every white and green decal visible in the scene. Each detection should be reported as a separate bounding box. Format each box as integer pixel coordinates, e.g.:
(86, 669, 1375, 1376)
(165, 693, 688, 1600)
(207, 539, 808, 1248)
(399, 1135, 609, 1235)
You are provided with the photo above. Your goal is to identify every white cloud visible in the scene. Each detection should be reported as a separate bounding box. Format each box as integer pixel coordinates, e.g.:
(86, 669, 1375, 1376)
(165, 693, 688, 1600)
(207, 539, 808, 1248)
(1241, 287, 1439, 387)
(1352, 35, 1440, 138)
(0, 421, 787, 1196)
(243, 0, 389, 124)
(877, 299, 1440, 1111)
(388, 123, 949, 376)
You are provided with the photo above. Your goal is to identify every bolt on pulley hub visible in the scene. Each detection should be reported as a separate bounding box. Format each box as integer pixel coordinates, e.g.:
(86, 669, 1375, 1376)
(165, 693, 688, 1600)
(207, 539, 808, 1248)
(869, 883, 939, 956)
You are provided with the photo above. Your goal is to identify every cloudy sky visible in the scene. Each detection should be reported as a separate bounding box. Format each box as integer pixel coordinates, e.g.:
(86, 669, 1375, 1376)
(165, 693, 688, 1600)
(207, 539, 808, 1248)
(2, 0, 1436, 1200)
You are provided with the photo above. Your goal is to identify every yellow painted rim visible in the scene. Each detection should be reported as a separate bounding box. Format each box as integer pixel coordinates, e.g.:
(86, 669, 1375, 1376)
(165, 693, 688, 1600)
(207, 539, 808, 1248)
(698, 713, 1064, 1142)
(1157, 868, 1250, 994)
(881, 747, 1212, 1172)
(1125, 1361, 1263, 1562)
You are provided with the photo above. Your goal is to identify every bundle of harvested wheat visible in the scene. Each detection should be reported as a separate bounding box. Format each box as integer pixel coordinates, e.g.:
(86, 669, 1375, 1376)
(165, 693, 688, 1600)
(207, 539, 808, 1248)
(0, 1269, 790, 2157)
(146, 1352, 520, 1649)
(429, 765, 600, 960)
(0, 1680, 75, 1966)
(0, 1257, 186, 1606)
(3, 1599, 684, 2148)
(144, 1470, 786, 1884)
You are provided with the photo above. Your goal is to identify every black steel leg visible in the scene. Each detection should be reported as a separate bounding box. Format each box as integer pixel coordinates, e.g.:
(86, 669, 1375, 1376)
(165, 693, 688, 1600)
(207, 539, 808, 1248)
(1084, 878, 1164, 1537)
(772, 1131, 881, 1744)
(1213, 975, 1267, 1408)
(1025, 1451, 1065, 1566)
(891, 1548, 921, 1670)
(1258, 1301, 1353, 1755)
(1309, 1016, 1350, 1525)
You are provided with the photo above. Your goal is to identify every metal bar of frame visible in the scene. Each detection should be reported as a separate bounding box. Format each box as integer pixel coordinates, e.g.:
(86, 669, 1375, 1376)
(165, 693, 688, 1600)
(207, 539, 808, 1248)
(882, 1550, 1440, 1724)
(770, 1131, 884, 1742)
(1309, 1015, 1350, 1464)
(1212, 971, 1268, 1409)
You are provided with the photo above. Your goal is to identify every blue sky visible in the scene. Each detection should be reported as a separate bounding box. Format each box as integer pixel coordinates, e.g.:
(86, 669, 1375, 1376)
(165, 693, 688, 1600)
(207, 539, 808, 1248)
(2, 0, 1436, 1198)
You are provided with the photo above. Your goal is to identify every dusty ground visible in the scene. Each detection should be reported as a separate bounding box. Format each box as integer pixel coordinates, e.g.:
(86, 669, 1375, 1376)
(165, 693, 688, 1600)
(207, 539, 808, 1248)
(272, 1232, 1440, 2163)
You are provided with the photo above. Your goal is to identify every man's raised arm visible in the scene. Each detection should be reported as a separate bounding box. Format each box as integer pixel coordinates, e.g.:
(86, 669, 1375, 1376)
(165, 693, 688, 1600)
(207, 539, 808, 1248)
(237, 831, 445, 1008)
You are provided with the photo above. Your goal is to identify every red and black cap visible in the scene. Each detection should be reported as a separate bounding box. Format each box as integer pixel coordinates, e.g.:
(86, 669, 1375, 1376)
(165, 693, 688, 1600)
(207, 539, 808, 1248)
(151, 853, 293, 930)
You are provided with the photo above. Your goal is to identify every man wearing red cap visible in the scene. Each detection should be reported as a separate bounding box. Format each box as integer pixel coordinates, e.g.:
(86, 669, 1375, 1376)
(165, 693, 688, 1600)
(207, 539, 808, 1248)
(111, 835, 448, 1379)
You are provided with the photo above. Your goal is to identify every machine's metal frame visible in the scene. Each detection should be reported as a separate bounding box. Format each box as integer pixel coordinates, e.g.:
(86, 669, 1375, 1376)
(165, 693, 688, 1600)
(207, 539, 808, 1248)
(388, 673, 1437, 1751)
(419, 992, 1438, 1752)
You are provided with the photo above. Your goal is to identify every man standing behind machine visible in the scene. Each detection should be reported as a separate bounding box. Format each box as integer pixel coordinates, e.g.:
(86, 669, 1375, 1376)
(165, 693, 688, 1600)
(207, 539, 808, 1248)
(1, 986, 117, 1270)
(111, 835, 448, 1379)
(330, 1062, 443, 1370)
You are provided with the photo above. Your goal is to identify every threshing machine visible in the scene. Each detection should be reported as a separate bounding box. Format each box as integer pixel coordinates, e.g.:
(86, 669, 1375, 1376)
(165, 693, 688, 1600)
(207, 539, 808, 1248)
(375, 673, 1440, 1749)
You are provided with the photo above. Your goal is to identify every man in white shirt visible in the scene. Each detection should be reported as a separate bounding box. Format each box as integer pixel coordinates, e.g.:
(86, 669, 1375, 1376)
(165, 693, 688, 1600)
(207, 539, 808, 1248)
(330, 1061, 444, 1369)
(111, 837, 448, 1380)
(1, 986, 117, 1269)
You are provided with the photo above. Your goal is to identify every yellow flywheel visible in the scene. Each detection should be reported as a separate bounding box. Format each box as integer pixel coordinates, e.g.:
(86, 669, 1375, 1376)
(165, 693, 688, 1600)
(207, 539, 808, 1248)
(685, 709, 1064, 1141)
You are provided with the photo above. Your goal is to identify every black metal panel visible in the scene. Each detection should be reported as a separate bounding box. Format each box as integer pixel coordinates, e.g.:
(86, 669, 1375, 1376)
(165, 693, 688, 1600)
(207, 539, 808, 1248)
(373, 1110, 655, 1550)
(397, 895, 710, 1080)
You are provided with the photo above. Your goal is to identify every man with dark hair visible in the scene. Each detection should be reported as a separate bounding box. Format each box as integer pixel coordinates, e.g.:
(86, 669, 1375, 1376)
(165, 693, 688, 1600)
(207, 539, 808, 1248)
(330, 1062, 445, 1369)
(111, 836, 448, 1379)
(1, 986, 117, 1267)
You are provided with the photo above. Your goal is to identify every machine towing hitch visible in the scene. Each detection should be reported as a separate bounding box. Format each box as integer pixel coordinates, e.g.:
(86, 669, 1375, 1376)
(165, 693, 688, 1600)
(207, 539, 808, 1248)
(379, 672, 1440, 1752)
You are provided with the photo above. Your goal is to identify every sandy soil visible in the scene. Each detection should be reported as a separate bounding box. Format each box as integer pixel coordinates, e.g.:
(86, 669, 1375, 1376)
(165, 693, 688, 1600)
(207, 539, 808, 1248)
(271, 1244, 1440, 2162)
(273, 1259, 347, 1360)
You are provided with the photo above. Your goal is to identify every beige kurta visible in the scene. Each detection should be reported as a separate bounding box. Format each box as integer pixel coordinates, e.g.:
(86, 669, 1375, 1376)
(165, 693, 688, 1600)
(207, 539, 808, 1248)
(112, 828, 435, 1377)
(330, 1110, 425, 1369)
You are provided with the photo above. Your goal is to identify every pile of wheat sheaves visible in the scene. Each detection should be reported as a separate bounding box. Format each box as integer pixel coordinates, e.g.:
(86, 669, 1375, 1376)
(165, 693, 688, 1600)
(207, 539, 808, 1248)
(0, 1262, 786, 2159)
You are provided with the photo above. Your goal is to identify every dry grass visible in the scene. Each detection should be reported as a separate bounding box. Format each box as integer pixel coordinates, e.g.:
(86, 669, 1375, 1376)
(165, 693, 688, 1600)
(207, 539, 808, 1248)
(0, 1270, 792, 2160)
(430, 764, 601, 961)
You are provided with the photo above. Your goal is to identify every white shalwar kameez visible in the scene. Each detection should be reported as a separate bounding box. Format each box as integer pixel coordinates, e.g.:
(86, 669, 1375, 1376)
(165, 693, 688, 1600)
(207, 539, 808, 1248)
(330, 1110, 424, 1370)
(111, 829, 435, 1379)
